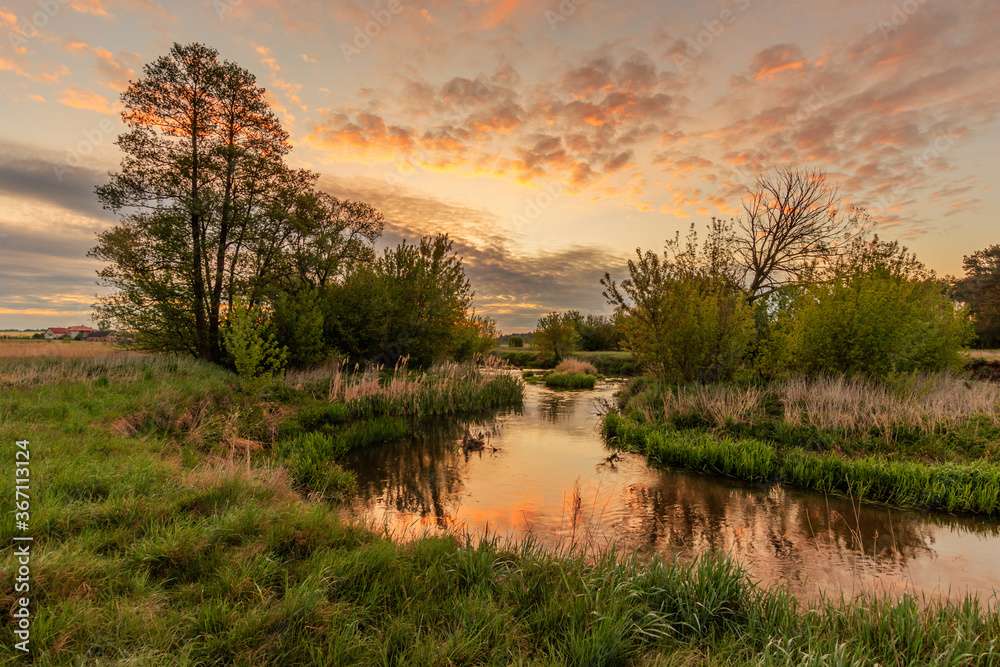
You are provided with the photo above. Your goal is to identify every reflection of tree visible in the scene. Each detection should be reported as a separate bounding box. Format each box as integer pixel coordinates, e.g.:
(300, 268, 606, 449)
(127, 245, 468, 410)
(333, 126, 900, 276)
(619, 470, 998, 582)
(537, 391, 577, 422)
(345, 419, 504, 528)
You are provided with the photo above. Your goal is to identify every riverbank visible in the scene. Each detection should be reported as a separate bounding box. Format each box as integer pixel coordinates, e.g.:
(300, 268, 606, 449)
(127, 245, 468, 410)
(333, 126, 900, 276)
(3, 354, 1000, 663)
(606, 374, 1000, 516)
(492, 348, 640, 376)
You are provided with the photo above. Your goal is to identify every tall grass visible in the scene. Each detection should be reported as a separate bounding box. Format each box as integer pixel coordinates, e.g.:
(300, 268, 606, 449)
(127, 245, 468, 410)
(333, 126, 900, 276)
(626, 374, 1000, 433)
(555, 357, 599, 375)
(287, 357, 523, 418)
(3, 354, 1000, 663)
(605, 413, 1000, 515)
(781, 374, 1000, 434)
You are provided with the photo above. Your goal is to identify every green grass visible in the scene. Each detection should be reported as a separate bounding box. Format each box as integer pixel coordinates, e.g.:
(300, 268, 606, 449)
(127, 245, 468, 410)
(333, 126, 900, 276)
(544, 371, 598, 390)
(604, 413, 1000, 515)
(3, 355, 1000, 664)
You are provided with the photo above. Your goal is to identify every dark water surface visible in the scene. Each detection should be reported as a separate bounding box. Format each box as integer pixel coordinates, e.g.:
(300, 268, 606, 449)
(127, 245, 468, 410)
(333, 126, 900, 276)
(343, 380, 1000, 602)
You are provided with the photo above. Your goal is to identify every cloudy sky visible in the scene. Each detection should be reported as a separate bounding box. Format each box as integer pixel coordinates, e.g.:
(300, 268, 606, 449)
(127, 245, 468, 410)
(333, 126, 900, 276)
(1, 0, 998, 331)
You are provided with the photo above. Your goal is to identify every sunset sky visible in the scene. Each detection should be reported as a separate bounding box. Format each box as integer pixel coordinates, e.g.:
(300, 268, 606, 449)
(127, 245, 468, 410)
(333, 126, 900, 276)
(1, 0, 998, 331)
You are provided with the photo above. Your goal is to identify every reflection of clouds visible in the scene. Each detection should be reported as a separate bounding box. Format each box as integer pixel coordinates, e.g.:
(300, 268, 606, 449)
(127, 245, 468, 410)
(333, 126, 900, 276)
(346, 380, 1000, 602)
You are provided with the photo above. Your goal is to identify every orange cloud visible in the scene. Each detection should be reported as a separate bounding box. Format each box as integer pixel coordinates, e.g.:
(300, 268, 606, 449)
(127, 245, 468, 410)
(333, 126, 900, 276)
(59, 87, 114, 114)
(480, 0, 521, 29)
(751, 44, 807, 80)
(69, 0, 109, 16)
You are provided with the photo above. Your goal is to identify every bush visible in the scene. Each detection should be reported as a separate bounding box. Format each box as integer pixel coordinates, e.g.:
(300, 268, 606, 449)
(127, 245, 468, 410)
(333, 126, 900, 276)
(507, 336, 524, 348)
(222, 298, 288, 382)
(324, 235, 479, 367)
(775, 240, 972, 379)
(605, 222, 754, 383)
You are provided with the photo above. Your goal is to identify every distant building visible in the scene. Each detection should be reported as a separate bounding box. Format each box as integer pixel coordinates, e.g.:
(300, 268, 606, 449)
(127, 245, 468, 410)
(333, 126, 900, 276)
(44, 325, 96, 340)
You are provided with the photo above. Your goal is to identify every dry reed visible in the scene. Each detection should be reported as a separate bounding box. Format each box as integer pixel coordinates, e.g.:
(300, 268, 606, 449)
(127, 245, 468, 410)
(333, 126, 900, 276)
(554, 358, 599, 376)
(781, 374, 1000, 433)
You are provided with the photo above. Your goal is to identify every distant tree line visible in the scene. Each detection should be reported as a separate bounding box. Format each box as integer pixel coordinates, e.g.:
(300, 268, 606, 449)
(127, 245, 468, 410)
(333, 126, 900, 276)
(92, 43, 494, 377)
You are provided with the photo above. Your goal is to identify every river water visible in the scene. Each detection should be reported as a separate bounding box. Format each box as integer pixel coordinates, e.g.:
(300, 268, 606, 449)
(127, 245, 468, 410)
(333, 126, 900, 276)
(343, 380, 1000, 602)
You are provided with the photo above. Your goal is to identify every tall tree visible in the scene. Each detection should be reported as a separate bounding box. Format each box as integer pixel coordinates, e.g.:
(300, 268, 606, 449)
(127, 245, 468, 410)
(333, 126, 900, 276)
(92, 43, 380, 360)
(736, 169, 862, 301)
(954, 245, 1000, 348)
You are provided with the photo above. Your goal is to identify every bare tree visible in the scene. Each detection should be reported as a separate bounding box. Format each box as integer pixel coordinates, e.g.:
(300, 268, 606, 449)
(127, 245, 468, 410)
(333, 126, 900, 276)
(736, 169, 863, 301)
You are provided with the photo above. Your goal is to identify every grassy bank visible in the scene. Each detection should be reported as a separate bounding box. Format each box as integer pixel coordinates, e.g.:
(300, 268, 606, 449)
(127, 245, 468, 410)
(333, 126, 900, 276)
(607, 374, 1000, 515)
(493, 348, 640, 376)
(604, 414, 1000, 515)
(3, 354, 1000, 664)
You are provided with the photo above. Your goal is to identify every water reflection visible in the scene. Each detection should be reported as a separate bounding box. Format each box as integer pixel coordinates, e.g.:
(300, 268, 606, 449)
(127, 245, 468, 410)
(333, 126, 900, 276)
(343, 381, 1000, 601)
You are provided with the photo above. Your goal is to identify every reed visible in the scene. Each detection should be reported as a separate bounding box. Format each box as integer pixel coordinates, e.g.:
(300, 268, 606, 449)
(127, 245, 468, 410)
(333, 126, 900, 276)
(605, 413, 1000, 515)
(554, 357, 599, 375)
(287, 357, 524, 418)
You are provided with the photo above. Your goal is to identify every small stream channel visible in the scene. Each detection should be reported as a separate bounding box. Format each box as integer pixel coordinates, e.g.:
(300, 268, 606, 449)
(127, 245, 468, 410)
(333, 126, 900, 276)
(343, 380, 1000, 602)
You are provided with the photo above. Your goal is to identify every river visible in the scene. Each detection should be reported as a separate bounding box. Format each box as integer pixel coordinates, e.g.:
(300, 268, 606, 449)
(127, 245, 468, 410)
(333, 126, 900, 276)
(343, 380, 1000, 602)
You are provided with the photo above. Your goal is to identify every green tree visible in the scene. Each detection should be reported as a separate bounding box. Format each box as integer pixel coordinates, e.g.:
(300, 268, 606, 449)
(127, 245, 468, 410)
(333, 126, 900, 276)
(954, 245, 1000, 348)
(273, 288, 327, 368)
(325, 235, 476, 367)
(777, 237, 972, 378)
(603, 221, 753, 383)
(534, 312, 580, 362)
(575, 313, 622, 351)
(91, 43, 382, 362)
(222, 298, 287, 382)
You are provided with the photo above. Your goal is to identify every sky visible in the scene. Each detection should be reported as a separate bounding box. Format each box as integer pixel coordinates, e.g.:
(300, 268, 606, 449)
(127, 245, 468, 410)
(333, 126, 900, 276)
(0, 0, 998, 331)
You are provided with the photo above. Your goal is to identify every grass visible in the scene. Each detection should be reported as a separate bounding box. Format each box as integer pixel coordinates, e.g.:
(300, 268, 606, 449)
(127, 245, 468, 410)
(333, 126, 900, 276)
(604, 412, 1000, 515)
(0, 339, 135, 359)
(3, 354, 1000, 663)
(544, 372, 598, 390)
(620, 374, 1000, 463)
(286, 356, 524, 419)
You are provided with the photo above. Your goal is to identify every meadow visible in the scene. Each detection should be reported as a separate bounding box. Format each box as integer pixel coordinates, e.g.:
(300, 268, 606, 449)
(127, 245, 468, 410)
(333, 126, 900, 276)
(3, 350, 1000, 664)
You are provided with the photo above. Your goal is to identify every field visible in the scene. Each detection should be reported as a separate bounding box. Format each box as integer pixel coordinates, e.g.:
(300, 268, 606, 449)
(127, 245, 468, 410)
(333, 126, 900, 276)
(2, 352, 1000, 663)
(0, 340, 130, 358)
(0, 331, 42, 339)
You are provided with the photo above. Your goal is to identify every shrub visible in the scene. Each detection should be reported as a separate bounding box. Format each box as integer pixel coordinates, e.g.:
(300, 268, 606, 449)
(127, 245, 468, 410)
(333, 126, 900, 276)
(604, 222, 754, 383)
(324, 235, 478, 367)
(775, 238, 973, 379)
(222, 298, 288, 382)
(507, 336, 524, 348)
